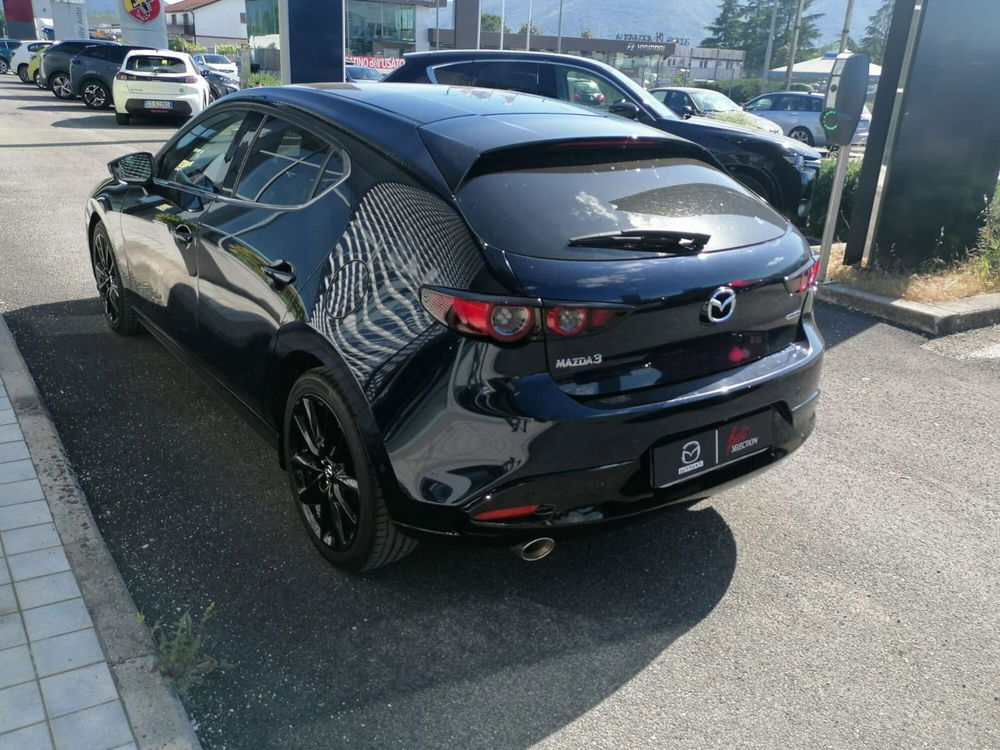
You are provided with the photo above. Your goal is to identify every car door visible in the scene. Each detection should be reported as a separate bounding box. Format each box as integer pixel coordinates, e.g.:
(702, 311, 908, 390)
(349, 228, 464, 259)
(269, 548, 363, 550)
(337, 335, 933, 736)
(194, 110, 353, 415)
(119, 108, 251, 348)
(751, 94, 794, 134)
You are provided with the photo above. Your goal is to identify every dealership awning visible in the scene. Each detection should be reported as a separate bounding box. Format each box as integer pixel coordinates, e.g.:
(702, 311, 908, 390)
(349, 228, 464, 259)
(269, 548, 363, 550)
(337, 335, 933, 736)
(771, 51, 882, 79)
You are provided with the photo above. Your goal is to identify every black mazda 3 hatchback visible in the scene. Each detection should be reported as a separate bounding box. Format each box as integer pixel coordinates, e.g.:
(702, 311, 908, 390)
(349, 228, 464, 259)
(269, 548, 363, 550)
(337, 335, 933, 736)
(85, 83, 824, 570)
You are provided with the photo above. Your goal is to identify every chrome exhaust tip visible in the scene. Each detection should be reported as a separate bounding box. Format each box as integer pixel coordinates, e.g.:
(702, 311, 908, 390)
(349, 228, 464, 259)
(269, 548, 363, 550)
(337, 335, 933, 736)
(513, 537, 555, 562)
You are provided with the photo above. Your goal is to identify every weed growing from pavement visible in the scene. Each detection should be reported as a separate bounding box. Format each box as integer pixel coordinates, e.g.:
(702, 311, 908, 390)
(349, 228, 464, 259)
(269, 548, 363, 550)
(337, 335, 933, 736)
(138, 603, 234, 696)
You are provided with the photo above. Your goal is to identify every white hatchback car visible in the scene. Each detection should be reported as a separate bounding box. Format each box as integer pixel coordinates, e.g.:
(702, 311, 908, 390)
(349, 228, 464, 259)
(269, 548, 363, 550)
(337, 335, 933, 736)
(11, 40, 54, 83)
(192, 53, 237, 77)
(113, 49, 210, 125)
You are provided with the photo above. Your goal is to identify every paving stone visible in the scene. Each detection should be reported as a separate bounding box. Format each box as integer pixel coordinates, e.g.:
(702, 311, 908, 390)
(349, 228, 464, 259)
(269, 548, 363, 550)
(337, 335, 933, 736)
(2, 523, 60, 556)
(0, 501, 51, 531)
(0, 399, 8, 412)
(14, 572, 80, 611)
(40, 663, 119, 718)
(0, 459, 35, 485)
(7, 547, 69, 583)
(0, 584, 15, 616)
(0, 681, 45, 733)
(0, 612, 26, 650)
(0, 722, 53, 750)
(0, 410, 15, 427)
(22, 598, 91, 642)
(0, 644, 35, 689)
(30, 628, 104, 678)
(0, 424, 23, 445)
(0, 479, 44, 507)
(49, 700, 134, 750)
(0, 560, 8, 586)
(0, 442, 29, 465)
(109, 744, 138, 750)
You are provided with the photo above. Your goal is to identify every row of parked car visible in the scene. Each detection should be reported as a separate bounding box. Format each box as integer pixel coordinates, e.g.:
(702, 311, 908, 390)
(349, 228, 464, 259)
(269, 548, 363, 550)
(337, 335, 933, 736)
(2, 37, 240, 124)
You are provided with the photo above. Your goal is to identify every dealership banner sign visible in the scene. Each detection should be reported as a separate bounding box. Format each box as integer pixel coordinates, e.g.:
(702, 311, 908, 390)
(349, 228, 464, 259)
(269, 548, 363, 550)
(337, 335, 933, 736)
(119, 0, 166, 48)
(346, 56, 405, 71)
(124, 0, 161, 23)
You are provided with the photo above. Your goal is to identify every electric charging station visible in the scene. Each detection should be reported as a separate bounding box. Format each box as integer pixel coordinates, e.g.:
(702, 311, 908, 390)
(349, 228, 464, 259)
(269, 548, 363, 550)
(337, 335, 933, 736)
(818, 52, 870, 281)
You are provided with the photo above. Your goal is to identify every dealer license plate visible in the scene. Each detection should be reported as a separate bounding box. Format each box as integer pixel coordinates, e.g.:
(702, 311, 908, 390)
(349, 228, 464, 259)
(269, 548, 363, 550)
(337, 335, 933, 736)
(143, 100, 173, 109)
(651, 410, 773, 488)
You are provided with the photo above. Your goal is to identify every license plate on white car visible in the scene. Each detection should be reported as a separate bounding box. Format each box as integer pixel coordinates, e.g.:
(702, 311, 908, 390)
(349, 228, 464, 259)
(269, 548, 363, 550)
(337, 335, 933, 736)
(143, 100, 173, 109)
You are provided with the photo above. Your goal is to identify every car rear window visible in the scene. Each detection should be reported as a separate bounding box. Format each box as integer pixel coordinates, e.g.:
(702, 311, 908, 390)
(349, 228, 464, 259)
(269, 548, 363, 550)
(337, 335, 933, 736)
(126, 55, 187, 74)
(456, 145, 786, 259)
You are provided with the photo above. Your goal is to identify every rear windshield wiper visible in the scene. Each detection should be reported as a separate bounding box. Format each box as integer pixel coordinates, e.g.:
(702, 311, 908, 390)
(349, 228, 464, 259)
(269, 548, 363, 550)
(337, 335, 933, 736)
(567, 229, 711, 252)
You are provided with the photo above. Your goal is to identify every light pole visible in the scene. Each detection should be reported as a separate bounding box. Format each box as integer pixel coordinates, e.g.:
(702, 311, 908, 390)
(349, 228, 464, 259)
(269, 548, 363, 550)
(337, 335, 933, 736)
(761, 0, 777, 85)
(500, 0, 505, 50)
(557, 0, 564, 54)
(785, 0, 805, 89)
(526, 0, 533, 51)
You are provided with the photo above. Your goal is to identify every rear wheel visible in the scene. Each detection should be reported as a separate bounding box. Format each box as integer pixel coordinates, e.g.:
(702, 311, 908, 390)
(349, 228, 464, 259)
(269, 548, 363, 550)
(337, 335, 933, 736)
(17, 64, 29, 84)
(0, 60, 8, 75)
(91, 222, 140, 335)
(81, 80, 111, 109)
(34, 71, 44, 88)
(50, 72, 73, 99)
(115, 113, 130, 125)
(284, 369, 417, 571)
(789, 127, 814, 146)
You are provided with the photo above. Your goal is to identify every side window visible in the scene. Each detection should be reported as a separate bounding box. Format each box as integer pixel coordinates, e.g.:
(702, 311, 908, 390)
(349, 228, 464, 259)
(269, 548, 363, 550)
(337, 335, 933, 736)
(774, 96, 797, 112)
(80, 46, 109, 61)
(665, 91, 687, 112)
(747, 97, 773, 112)
(158, 110, 248, 194)
(809, 97, 824, 112)
(234, 117, 344, 206)
(434, 61, 545, 96)
(553, 66, 628, 113)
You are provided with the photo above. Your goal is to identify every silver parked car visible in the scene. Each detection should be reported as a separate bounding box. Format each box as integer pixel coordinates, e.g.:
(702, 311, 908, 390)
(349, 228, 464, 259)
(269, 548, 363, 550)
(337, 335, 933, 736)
(743, 91, 871, 147)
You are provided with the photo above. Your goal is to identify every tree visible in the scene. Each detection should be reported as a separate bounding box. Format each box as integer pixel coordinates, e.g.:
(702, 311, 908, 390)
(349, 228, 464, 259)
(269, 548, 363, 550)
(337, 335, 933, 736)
(518, 22, 543, 36)
(481, 13, 509, 34)
(702, 0, 743, 48)
(859, 0, 894, 65)
(168, 37, 205, 54)
(580, 29, 594, 39)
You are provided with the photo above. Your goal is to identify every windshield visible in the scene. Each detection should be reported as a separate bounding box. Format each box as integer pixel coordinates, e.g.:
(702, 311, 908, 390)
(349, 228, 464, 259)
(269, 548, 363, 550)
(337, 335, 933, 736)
(203, 54, 230, 64)
(690, 90, 740, 113)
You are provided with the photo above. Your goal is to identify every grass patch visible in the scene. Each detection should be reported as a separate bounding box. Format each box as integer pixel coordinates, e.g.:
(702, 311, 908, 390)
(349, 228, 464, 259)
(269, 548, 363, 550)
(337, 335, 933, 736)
(138, 603, 233, 696)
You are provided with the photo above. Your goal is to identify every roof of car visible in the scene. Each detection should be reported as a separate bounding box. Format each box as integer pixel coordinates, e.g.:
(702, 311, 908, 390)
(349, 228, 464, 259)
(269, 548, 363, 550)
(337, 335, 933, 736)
(222, 83, 692, 192)
(753, 91, 822, 98)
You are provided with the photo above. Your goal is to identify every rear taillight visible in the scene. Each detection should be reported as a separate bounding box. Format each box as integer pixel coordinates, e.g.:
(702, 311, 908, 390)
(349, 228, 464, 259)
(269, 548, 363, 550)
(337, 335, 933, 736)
(183, 75, 198, 83)
(785, 258, 821, 293)
(421, 287, 627, 344)
(115, 72, 139, 81)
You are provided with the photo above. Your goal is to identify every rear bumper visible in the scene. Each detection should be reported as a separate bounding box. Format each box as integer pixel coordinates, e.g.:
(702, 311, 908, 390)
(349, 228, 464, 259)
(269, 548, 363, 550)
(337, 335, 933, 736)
(383, 315, 824, 542)
(114, 91, 203, 118)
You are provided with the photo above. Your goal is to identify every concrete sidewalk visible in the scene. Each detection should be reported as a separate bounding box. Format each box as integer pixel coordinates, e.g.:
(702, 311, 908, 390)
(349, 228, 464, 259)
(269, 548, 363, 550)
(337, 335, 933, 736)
(0, 317, 199, 750)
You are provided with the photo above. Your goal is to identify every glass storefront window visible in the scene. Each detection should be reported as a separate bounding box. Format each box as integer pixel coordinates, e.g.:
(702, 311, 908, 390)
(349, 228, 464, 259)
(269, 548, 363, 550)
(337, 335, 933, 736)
(347, 1, 415, 56)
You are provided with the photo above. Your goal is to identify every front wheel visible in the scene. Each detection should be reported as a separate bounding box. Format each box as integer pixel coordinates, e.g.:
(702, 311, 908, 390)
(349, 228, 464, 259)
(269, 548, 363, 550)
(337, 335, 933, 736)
(91, 222, 140, 335)
(50, 72, 74, 99)
(284, 369, 417, 571)
(789, 127, 814, 146)
(17, 65, 29, 84)
(81, 80, 111, 109)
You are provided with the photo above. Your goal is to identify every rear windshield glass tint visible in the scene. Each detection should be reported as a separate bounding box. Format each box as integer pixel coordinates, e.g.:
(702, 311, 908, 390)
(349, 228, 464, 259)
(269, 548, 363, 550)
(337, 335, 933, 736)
(204, 54, 230, 63)
(126, 55, 187, 73)
(457, 155, 786, 259)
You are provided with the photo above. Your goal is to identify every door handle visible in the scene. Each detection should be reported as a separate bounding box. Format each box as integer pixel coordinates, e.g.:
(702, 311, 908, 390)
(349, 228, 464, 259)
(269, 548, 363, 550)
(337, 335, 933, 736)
(170, 224, 193, 247)
(263, 261, 296, 290)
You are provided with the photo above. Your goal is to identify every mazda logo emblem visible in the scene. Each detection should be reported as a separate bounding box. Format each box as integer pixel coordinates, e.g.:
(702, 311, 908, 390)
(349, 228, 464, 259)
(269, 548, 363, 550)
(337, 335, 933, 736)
(704, 286, 736, 324)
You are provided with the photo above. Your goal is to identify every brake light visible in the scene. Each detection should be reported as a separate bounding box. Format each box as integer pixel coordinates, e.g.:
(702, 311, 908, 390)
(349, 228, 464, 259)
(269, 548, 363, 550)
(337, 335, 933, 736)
(421, 288, 627, 343)
(184, 75, 198, 83)
(785, 258, 821, 294)
(473, 505, 540, 521)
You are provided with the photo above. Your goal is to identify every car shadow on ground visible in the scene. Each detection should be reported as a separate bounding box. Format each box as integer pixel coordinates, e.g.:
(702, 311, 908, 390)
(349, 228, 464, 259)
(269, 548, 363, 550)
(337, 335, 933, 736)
(16, 102, 90, 113)
(815, 300, 893, 349)
(5, 296, 739, 750)
(49, 113, 183, 131)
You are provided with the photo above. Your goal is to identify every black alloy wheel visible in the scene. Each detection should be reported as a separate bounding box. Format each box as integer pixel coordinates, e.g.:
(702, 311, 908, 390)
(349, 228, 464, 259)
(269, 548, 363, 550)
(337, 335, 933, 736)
(91, 222, 140, 335)
(284, 370, 416, 571)
(81, 80, 110, 109)
(50, 72, 74, 99)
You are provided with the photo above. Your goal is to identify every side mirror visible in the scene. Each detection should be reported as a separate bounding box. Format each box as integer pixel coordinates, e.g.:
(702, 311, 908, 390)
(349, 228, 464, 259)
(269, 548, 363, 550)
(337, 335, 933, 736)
(609, 101, 640, 120)
(108, 152, 154, 184)
(681, 105, 695, 119)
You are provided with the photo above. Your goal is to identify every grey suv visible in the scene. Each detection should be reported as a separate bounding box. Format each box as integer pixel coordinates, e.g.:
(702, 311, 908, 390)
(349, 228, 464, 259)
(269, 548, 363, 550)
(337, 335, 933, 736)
(70, 44, 150, 109)
(40, 39, 120, 99)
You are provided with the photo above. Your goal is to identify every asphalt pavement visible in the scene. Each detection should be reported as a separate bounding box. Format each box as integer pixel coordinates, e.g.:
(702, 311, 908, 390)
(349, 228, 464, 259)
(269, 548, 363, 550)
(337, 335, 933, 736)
(0, 76, 997, 749)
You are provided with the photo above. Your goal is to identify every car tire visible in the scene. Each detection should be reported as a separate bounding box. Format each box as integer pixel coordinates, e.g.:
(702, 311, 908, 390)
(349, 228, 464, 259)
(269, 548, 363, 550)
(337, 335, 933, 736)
(34, 71, 45, 88)
(90, 222, 140, 336)
(49, 72, 74, 99)
(789, 127, 814, 146)
(17, 64, 29, 84)
(0, 60, 8, 75)
(115, 113, 130, 125)
(734, 173, 773, 205)
(81, 80, 111, 109)
(283, 368, 417, 571)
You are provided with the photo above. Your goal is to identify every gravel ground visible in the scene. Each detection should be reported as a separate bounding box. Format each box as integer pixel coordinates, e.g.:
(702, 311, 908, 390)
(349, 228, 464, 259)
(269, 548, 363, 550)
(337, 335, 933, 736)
(1, 77, 998, 749)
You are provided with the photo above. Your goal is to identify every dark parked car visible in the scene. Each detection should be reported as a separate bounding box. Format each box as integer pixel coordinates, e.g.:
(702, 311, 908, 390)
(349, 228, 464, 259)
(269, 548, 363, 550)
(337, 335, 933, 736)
(0, 39, 20, 75)
(85, 84, 823, 570)
(200, 68, 241, 101)
(385, 51, 823, 224)
(70, 44, 150, 108)
(40, 38, 120, 98)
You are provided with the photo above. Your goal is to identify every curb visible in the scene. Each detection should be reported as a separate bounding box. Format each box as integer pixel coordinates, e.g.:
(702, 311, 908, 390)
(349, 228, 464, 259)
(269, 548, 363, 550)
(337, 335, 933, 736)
(817, 282, 1000, 336)
(0, 315, 202, 750)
